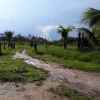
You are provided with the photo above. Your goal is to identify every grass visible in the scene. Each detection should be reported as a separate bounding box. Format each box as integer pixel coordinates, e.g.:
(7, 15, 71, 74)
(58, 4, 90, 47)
(3, 44, 100, 73)
(23, 44, 100, 72)
(0, 59, 48, 82)
(49, 85, 92, 100)
(0, 46, 48, 82)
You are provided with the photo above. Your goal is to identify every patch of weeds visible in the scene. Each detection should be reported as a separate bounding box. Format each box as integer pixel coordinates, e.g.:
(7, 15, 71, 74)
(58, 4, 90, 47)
(0, 59, 48, 82)
(49, 85, 92, 100)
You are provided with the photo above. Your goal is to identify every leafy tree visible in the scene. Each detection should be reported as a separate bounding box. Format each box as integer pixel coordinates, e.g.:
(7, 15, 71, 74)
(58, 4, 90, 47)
(5, 31, 14, 48)
(57, 25, 72, 49)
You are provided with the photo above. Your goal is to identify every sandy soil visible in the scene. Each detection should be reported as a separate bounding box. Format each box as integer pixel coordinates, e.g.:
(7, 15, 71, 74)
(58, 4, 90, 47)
(0, 51, 100, 100)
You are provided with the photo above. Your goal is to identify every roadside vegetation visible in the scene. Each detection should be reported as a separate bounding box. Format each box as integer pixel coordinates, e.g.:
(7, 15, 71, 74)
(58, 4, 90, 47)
(0, 47, 48, 82)
(49, 85, 92, 100)
(21, 44, 100, 72)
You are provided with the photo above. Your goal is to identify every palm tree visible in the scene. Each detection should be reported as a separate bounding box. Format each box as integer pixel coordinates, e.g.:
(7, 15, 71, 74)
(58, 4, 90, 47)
(57, 25, 72, 49)
(82, 8, 100, 44)
(83, 8, 100, 27)
(5, 31, 14, 48)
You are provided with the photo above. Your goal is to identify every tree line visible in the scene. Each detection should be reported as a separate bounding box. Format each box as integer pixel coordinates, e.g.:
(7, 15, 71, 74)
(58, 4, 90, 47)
(0, 8, 100, 54)
(57, 8, 100, 50)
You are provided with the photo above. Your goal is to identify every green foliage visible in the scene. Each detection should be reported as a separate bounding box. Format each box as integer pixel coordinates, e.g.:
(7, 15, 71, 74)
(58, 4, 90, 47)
(82, 8, 100, 41)
(5, 31, 14, 41)
(0, 47, 47, 82)
(6, 44, 100, 72)
(83, 8, 100, 27)
(57, 25, 72, 48)
(49, 85, 92, 100)
(26, 45, 100, 72)
(0, 59, 47, 82)
(57, 25, 72, 39)
(92, 24, 100, 40)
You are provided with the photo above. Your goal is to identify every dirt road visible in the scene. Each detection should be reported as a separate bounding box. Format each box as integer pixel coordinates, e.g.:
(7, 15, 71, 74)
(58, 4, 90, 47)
(0, 51, 100, 100)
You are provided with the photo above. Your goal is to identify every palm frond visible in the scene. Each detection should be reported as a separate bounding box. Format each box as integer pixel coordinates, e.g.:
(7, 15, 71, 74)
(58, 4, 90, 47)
(79, 28, 99, 45)
(82, 8, 100, 27)
(57, 25, 72, 38)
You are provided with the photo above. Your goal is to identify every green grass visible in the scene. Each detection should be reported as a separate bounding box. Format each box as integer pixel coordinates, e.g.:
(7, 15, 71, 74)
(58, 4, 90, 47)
(0, 59, 48, 82)
(4, 44, 100, 72)
(23, 44, 100, 72)
(49, 85, 92, 100)
(0, 47, 48, 82)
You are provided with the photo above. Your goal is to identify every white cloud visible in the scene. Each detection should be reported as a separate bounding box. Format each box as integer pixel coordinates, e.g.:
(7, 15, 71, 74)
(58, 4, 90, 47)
(37, 25, 59, 41)
(38, 25, 58, 33)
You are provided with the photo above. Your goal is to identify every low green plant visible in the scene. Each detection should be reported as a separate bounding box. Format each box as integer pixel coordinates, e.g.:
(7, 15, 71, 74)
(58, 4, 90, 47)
(49, 85, 92, 100)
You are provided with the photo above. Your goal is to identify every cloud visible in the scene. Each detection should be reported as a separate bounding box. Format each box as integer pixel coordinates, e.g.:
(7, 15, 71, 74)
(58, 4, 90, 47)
(38, 25, 58, 33)
(37, 25, 60, 41)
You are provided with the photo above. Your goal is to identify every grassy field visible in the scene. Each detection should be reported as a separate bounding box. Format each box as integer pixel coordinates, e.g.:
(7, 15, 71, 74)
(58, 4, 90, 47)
(22, 44, 100, 72)
(0, 44, 99, 99)
(3, 44, 100, 73)
(0, 47, 48, 82)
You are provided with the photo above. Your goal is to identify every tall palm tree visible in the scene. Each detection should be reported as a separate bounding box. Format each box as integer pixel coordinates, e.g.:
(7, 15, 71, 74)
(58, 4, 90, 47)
(83, 8, 100, 27)
(57, 25, 72, 49)
(5, 31, 14, 48)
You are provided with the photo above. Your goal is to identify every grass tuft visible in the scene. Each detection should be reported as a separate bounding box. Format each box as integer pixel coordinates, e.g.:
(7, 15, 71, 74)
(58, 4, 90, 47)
(49, 85, 92, 100)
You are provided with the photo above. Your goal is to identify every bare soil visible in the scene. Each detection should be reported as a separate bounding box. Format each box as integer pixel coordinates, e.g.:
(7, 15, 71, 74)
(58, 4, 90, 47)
(0, 51, 100, 100)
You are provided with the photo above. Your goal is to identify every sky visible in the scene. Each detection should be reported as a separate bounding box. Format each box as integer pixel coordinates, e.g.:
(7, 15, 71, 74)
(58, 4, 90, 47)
(0, 0, 100, 40)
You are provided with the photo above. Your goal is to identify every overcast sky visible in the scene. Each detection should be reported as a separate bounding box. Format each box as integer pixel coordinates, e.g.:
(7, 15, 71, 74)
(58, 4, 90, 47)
(0, 0, 100, 40)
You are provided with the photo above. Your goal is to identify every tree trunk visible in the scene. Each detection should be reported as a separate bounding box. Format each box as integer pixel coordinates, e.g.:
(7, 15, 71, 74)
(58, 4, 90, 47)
(8, 40, 10, 48)
(3, 40, 6, 49)
(34, 44, 37, 53)
(0, 42, 2, 55)
(13, 41, 16, 49)
(77, 32, 81, 49)
(63, 39, 67, 49)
